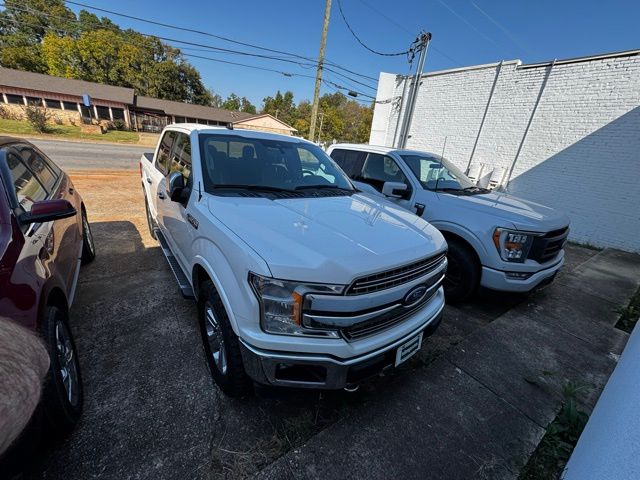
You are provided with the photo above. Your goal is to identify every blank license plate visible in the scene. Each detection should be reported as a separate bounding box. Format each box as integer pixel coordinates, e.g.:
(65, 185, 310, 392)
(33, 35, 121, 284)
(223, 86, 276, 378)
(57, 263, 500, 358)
(395, 333, 423, 366)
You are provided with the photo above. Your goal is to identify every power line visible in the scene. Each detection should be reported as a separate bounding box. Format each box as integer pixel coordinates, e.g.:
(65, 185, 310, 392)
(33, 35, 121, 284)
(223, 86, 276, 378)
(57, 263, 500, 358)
(0, 13, 385, 103)
(1, 1, 379, 92)
(434, 0, 519, 58)
(353, 0, 463, 68)
(469, 1, 533, 57)
(336, 0, 414, 57)
(63, 0, 379, 82)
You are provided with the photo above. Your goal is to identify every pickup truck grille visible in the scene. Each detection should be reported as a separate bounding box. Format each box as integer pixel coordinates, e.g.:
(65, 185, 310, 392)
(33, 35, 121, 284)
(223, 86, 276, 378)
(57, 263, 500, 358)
(346, 253, 447, 295)
(341, 275, 443, 341)
(528, 227, 569, 263)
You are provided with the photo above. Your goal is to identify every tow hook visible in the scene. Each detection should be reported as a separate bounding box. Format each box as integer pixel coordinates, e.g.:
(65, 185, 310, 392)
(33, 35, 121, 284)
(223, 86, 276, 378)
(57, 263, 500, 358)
(344, 384, 359, 393)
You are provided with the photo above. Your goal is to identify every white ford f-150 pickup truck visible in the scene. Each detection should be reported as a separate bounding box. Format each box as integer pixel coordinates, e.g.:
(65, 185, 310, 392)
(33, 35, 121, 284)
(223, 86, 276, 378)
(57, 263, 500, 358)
(140, 125, 448, 396)
(327, 144, 570, 302)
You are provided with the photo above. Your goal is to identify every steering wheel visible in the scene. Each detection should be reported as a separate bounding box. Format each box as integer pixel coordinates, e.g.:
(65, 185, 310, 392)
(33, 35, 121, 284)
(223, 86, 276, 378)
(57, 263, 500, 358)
(302, 169, 316, 177)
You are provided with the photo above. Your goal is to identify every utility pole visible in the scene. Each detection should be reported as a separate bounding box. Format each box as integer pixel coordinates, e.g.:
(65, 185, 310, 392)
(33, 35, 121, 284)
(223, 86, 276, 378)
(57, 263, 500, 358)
(309, 0, 332, 141)
(397, 32, 431, 149)
(316, 112, 325, 144)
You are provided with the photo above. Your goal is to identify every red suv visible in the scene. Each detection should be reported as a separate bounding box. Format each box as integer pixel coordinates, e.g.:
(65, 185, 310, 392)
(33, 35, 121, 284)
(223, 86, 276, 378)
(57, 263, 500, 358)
(0, 136, 95, 439)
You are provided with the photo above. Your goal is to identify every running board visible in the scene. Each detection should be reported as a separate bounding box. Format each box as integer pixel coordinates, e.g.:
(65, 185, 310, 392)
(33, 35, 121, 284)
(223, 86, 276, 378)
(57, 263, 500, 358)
(155, 229, 195, 299)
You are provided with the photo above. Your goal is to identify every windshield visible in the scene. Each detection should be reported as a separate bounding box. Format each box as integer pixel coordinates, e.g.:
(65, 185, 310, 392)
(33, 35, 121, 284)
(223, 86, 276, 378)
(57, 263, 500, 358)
(400, 154, 475, 191)
(199, 134, 353, 193)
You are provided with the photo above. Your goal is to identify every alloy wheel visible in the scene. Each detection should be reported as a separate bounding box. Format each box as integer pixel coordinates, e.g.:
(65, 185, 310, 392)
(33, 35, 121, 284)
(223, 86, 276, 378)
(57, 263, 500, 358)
(83, 214, 95, 256)
(55, 320, 80, 407)
(205, 303, 228, 375)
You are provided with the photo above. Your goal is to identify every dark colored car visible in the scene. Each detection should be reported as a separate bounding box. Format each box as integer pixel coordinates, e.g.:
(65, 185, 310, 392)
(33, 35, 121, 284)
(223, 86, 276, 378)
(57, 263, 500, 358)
(0, 137, 95, 458)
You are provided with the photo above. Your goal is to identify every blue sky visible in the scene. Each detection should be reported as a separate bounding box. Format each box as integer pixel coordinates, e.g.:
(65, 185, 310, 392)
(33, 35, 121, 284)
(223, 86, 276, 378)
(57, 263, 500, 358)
(65, 0, 640, 107)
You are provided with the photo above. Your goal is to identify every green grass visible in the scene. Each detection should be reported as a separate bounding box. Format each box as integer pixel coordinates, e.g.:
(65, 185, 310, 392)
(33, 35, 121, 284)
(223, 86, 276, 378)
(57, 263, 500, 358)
(615, 286, 640, 333)
(0, 118, 139, 143)
(519, 381, 590, 480)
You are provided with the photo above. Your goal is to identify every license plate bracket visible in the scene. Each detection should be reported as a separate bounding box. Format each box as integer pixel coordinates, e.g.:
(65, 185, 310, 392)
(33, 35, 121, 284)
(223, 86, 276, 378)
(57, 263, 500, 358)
(395, 332, 423, 366)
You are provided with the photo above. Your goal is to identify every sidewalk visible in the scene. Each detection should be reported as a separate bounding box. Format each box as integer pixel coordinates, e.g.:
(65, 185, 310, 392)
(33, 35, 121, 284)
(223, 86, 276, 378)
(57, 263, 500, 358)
(256, 249, 640, 479)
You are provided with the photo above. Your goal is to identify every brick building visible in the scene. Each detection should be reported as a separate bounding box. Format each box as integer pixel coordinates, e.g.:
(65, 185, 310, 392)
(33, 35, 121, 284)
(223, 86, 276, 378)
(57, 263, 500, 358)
(370, 49, 640, 252)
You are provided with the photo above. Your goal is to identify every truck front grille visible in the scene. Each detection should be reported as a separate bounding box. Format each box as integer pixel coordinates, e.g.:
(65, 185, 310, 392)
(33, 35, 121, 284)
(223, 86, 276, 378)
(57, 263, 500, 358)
(528, 227, 569, 263)
(341, 276, 443, 341)
(346, 253, 446, 295)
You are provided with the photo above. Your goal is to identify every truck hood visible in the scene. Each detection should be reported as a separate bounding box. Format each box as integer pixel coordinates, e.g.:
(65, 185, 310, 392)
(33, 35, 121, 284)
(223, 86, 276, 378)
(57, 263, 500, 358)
(439, 191, 570, 231)
(208, 193, 446, 284)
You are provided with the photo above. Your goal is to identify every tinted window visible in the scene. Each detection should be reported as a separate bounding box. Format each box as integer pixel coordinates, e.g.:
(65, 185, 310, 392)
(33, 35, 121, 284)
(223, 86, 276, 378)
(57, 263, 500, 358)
(17, 147, 58, 192)
(7, 152, 48, 211)
(5, 94, 23, 105)
(43, 98, 62, 109)
(96, 106, 110, 120)
(169, 133, 192, 187)
(25, 96, 42, 106)
(62, 101, 78, 111)
(330, 149, 367, 177)
(357, 153, 411, 199)
(156, 131, 176, 174)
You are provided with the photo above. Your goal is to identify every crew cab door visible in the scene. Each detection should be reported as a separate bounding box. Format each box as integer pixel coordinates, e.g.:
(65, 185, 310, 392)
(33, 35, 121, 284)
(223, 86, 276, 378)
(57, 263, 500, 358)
(4, 148, 75, 292)
(161, 131, 194, 270)
(146, 130, 176, 234)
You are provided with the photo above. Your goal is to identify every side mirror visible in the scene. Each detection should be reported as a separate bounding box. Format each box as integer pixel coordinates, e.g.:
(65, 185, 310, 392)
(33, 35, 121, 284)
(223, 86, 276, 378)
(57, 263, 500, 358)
(382, 181, 408, 199)
(20, 199, 77, 224)
(168, 172, 186, 202)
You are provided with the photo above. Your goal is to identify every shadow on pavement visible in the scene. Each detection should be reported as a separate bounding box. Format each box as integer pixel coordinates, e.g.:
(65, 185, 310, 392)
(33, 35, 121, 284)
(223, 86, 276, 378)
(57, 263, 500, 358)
(27, 219, 565, 479)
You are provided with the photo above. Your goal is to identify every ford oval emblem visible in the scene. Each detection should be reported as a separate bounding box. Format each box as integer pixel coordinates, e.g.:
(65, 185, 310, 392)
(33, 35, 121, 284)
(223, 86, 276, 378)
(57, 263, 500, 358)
(403, 285, 429, 307)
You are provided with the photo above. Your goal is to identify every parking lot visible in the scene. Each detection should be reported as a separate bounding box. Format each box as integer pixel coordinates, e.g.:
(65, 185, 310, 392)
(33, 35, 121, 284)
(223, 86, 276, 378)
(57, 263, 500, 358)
(22, 168, 637, 479)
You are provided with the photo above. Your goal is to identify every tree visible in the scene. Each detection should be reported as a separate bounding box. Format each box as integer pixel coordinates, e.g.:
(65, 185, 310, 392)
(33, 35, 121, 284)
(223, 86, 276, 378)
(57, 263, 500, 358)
(221, 94, 256, 113)
(1, 0, 213, 105)
(262, 90, 296, 125)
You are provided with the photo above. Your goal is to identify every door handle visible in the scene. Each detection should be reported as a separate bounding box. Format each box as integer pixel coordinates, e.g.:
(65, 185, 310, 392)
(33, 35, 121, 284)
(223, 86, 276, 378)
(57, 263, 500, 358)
(146, 177, 152, 184)
(158, 191, 165, 199)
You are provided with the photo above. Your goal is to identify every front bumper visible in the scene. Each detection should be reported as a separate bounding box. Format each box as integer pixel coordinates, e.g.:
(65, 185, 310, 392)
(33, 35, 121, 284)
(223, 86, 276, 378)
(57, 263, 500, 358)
(480, 255, 564, 293)
(239, 306, 444, 389)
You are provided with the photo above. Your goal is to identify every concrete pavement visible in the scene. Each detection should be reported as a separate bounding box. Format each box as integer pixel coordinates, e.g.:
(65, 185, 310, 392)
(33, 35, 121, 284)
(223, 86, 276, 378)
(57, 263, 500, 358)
(23, 170, 640, 479)
(256, 249, 639, 480)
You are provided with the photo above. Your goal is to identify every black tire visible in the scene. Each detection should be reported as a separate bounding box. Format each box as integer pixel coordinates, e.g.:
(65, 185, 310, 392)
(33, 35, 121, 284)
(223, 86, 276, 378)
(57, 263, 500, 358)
(198, 280, 253, 397)
(144, 195, 157, 240)
(41, 306, 83, 436)
(80, 207, 96, 264)
(443, 237, 480, 303)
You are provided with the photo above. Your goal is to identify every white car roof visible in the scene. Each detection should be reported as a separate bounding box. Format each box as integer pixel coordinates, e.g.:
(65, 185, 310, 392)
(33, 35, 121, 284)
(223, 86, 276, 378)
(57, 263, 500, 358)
(163, 124, 313, 145)
(330, 143, 440, 157)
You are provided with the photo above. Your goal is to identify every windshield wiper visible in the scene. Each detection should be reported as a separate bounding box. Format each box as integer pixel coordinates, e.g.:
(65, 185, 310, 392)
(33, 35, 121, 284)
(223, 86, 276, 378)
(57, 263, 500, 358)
(213, 184, 295, 193)
(434, 187, 463, 192)
(294, 184, 352, 191)
(461, 186, 490, 193)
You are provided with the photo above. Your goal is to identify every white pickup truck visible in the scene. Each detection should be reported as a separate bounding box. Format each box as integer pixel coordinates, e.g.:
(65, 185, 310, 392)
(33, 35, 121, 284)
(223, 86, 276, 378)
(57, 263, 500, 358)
(140, 125, 447, 396)
(327, 144, 570, 302)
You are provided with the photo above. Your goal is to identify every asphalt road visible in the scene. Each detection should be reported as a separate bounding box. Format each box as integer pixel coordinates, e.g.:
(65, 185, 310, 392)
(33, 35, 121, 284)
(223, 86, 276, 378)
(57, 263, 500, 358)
(30, 139, 150, 170)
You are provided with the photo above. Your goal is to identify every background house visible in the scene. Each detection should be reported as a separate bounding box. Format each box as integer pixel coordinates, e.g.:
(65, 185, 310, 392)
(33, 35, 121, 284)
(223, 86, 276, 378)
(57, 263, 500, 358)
(0, 67, 296, 135)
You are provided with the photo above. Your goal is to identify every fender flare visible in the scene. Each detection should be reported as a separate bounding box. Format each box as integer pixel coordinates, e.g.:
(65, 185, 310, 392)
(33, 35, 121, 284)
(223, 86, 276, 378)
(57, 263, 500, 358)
(430, 220, 489, 261)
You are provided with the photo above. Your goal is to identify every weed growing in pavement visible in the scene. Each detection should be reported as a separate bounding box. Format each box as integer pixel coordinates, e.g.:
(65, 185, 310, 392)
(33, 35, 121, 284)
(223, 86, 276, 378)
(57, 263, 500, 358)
(519, 381, 590, 480)
(614, 287, 640, 333)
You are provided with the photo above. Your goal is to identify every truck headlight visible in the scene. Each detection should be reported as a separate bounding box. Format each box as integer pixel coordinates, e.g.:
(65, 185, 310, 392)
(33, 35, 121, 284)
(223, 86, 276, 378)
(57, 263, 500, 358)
(492, 228, 533, 263)
(249, 273, 343, 336)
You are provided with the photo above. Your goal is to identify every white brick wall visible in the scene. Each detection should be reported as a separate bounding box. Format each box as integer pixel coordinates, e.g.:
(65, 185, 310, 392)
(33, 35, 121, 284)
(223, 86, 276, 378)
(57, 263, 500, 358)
(370, 51, 640, 252)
